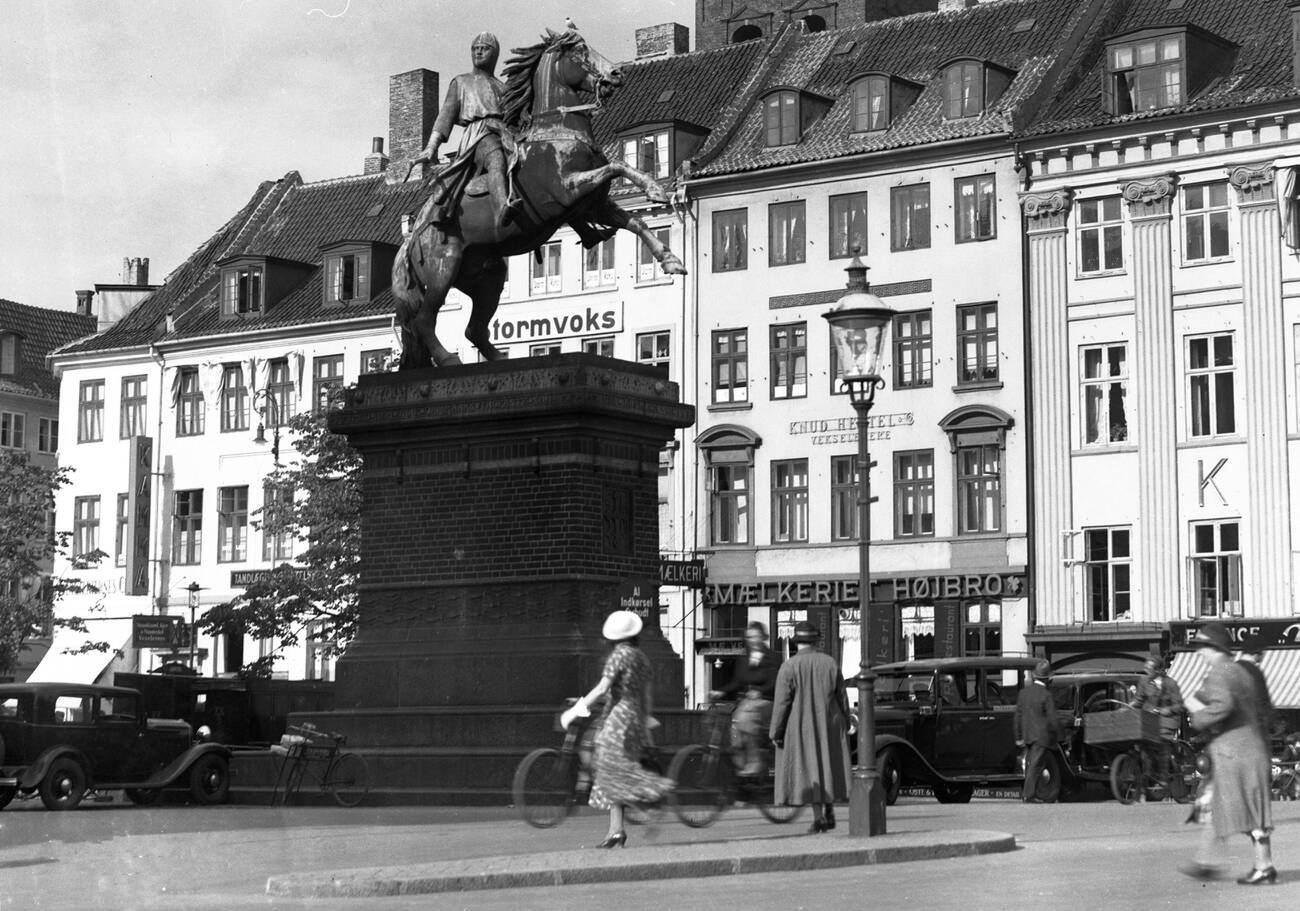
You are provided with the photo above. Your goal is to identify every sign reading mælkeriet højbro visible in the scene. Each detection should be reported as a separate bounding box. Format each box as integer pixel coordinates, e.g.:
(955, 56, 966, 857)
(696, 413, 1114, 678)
(490, 301, 623, 345)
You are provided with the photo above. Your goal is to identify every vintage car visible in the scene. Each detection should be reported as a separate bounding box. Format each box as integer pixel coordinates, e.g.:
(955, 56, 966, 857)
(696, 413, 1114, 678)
(0, 683, 232, 810)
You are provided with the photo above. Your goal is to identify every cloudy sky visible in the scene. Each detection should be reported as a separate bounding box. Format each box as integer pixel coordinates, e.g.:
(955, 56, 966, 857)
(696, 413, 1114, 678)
(1, 0, 690, 311)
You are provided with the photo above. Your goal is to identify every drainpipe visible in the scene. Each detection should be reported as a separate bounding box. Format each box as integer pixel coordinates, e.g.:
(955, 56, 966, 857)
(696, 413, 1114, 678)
(1014, 144, 1038, 656)
(148, 342, 167, 672)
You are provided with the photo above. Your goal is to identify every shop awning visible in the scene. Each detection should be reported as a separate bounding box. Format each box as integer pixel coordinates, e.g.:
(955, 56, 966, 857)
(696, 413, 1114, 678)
(27, 622, 131, 686)
(1169, 649, 1300, 709)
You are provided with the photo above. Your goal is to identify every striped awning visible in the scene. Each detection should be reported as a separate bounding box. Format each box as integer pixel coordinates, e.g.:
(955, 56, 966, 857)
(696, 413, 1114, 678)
(1169, 649, 1300, 708)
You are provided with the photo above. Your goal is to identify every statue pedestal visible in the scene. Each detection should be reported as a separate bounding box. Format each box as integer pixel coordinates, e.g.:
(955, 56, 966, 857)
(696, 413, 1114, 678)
(298, 354, 693, 803)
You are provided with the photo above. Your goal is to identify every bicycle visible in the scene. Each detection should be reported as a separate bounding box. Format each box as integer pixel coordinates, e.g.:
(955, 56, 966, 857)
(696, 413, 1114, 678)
(1271, 733, 1300, 801)
(270, 722, 371, 808)
(512, 700, 664, 829)
(1108, 736, 1199, 805)
(667, 701, 804, 828)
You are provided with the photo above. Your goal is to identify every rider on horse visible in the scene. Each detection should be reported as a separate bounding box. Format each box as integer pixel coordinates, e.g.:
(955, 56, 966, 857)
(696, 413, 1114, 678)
(415, 32, 520, 228)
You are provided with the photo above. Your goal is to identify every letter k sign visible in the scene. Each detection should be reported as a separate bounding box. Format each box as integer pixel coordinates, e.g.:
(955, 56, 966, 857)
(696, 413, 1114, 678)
(1198, 457, 1228, 507)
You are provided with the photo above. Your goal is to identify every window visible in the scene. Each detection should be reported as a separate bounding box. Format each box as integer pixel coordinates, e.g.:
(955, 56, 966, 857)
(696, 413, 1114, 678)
(768, 201, 806, 267)
(1182, 182, 1229, 262)
(172, 489, 203, 565)
(326, 251, 370, 304)
(120, 375, 147, 439)
(944, 61, 984, 119)
(1191, 521, 1241, 617)
(831, 455, 858, 541)
(638, 227, 671, 281)
(1084, 527, 1132, 621)
(529, 343, 562, 356)
(1082, 344, 1129, 445)
(1078, 197, 1124, 273)
(115, 493, 128, 567)
(531, 241, 562, 295)
(851, 77, 888, 132)
(764, 91, 800, 146)
(890, 184, 930, 251)
(893, 310, 932, 389)
(956, 444, 1001, 534)
(622, 130, 670, 179)
(711, 465, 750, 545)
(37, 417, 57, 454)
(956, 303, 998, 385)
(955, 175, 996, 243)
(712, 209, 749, 272)
(0, 333, 17, 374)
(584, 239, 616, 288)
(361, 349, 391, 374)
(581, 336, 615, 357)
(771, 460, 808, 544)
(218, 485, 248, 563)
(73, 496, 100, 558)
(636, 331, 670, 374)
(54, 695, 92, 724)
(1107, 34, 1183, 113)
(963, 601, 1001, 656)
(262, 483, 294, 562)
(828, 192, 867, 260)
(894, 450, 935, 538)
(305, 619, 336, 681)
(220, 364, 248, 432)
(0, 412, 24, 449)
(769, 323, 807, 399)
(313, 355, 345, 412)
(175, 367, 204, 436)
(78, 379, 104, 442)
(711, 329, 748, 404)
(266, 359, 294, 427)
(1188, 334, 1235, 437)
(222, 264, 263, 316)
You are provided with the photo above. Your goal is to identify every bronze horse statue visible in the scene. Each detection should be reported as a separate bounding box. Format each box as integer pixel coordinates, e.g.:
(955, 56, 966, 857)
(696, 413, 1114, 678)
(392, 30, 686, 369)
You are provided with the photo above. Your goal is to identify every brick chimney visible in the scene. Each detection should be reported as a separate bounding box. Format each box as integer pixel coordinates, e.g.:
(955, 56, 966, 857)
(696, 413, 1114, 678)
(937, 0, 977, 11)
(122, 257, 150, 286)
(636, 23, 690, 59)
(387, 69, 439, 184)
(75, 290, 95, 317)
(364, 137, 389, 175)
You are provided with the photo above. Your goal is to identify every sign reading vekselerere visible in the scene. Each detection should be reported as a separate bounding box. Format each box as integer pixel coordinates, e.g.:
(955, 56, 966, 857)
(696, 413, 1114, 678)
(490, 301, 623, 345)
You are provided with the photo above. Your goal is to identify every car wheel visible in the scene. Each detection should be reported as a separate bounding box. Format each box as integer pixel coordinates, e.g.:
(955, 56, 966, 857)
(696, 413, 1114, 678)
(878, 747, 901, 806)
(40, 758, 86, 811)
(125, 788, 162, 806)
(933, 782, 974, 804)
(0, 786, 15, 810)
(1036, 751, 1063, 803)
(188, 754, 230, 805)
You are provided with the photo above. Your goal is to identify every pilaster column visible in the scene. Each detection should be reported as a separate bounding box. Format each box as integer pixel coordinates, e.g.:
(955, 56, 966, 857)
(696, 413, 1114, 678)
(1021, 189, 1073, 626)
(1122, 175, 1180, 621)
(1229, 163, 1292, 614)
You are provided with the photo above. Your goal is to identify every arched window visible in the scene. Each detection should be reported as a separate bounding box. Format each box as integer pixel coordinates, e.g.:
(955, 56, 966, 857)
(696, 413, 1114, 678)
(732, 24, 763, 42)
(850, 76, 889, 132)
(939, 405, 1014, 536)
(802, 14, 827, 32)
(697, 424, 761, 546)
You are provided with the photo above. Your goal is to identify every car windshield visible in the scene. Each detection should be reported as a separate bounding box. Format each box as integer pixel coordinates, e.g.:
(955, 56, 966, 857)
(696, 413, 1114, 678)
(874, 673, 935, 703)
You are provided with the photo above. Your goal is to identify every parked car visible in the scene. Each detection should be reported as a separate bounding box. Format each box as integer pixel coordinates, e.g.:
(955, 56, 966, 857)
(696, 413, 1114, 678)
(0, 683, 231, 810)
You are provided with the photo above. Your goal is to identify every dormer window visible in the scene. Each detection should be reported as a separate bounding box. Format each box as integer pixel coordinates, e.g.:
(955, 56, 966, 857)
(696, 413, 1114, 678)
(223, 263, 263, 316)
(319, 241, 395, 307)
(1103, 27, 1235, 116)
(0, 332, 20, 375)
(941, 59, 1015, 120)
(217, 254, 314, 320)
(623, 130, 670, 179)
(762, 88, 831, 147)
(849, 73, 923, 133)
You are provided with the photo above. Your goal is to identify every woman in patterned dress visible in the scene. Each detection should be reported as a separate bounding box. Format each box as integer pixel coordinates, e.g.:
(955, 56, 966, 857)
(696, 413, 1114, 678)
(560, 610, 675, 848)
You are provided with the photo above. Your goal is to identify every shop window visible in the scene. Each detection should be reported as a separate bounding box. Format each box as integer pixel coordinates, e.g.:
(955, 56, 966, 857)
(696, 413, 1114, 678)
(769, 323, 807, 400)
(828, 192, 867, 260)
(769, 201, 806, 267)
(963, 601, 1001, 656)
(1083, 527, 1131, 621)
(1190, 520, 1241, 617)
(120, 375, 148, 439)
(712, 209, 748, 272)
(712, 329, 749, 404)
(890, 184, 930, 251)
(771, 459, 809, 544)
(1082, 344, 1128, 445)
(1187, 333, 1235, 438)
(1078, 197, 1124, 273)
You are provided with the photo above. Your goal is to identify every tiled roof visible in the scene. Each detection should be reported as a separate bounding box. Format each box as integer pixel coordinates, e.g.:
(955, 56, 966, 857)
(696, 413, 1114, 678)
(692, 0, 1090, 177)
(0, 299, 97, 398)
(1026, 0, 1300, 136)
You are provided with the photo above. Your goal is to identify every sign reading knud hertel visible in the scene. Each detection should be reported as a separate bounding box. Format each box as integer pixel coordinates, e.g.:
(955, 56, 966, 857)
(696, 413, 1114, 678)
(132, 614, 187, 650)
(616, 579, 659, 619)
(660, 557, 706, 589)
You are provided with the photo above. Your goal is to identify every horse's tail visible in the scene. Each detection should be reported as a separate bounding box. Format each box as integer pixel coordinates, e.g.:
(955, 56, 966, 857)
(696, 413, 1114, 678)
(391, 234, 423, 313)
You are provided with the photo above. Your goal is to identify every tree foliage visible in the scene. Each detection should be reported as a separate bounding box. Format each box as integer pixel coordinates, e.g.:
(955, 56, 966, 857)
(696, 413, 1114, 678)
(201, 407, 362, 676)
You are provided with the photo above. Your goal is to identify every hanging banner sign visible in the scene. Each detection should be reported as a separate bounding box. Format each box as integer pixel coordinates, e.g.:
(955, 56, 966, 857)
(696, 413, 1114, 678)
(660, 558, 706, 588)
(126, 436, 153, 597)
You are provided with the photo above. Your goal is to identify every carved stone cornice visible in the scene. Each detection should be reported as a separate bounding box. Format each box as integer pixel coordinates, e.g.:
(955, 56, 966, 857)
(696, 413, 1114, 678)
(1020, 189, 1073, 231)
(1228, 162, 1277, 204)
(1121, 175, 1178, 218)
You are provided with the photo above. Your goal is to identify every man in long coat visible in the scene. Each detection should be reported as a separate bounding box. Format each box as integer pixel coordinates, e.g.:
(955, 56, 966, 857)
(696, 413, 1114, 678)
(769, 620, 850, 833)
(1014, 659, 1061, 803)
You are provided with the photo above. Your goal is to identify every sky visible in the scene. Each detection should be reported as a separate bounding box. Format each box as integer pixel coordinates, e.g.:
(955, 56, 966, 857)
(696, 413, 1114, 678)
(1, 0, 692, 311)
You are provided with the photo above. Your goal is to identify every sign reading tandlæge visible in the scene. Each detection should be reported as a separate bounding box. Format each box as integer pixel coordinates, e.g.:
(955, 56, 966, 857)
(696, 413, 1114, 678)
(489, 302, 622, 345)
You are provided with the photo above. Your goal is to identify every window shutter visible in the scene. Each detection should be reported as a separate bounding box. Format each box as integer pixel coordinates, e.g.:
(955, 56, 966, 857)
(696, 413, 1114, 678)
(356, 253, 370, 300)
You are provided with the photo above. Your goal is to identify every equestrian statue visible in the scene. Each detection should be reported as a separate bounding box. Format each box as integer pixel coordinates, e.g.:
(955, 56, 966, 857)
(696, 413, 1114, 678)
(392, 27, 687, 370)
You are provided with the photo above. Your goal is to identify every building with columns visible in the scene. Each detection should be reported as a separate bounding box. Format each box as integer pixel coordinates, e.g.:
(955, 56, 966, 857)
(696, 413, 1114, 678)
(1018, 0, 1300, 683)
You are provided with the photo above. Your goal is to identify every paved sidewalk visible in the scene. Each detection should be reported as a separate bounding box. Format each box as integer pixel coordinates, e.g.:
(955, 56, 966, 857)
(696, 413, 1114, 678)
(266, 828, 1016, 897)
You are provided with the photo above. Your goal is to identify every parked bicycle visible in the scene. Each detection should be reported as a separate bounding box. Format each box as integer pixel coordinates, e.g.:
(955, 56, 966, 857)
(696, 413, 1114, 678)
(270, 722, 371, 808)
(667, 701, 803, 828)
(1271, 732, 1300, 801)
(512, 699, 664, 829)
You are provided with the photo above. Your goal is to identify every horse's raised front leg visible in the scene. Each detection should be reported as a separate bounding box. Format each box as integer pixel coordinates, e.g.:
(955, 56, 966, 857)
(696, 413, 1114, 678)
(593, 198, 686, 275)
(561, 161, 670, 205)
(407, 229, 465, 367)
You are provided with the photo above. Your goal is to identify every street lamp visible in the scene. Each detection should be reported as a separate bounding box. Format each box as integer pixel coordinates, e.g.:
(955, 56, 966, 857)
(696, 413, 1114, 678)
(252, 388, 281, 464)
(186, 581, 202, 673)
(823, 253, 893, 837)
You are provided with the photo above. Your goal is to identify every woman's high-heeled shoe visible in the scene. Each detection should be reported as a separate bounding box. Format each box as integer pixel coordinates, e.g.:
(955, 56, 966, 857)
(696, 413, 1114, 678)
(595, 832, 627, 849)
(1237, 867, 1277, 886)
(807, 818, 829, 834)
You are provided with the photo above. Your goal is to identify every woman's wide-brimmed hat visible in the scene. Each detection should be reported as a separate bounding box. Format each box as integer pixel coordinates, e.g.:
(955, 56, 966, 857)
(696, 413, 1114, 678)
(602, 610, 643, 642)
(1191, 621, 1233, 655)
(792, 620, 820, 644)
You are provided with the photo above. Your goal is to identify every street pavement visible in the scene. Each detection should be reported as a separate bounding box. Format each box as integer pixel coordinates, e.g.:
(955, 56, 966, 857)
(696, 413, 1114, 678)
(0, 794, 1296, 910)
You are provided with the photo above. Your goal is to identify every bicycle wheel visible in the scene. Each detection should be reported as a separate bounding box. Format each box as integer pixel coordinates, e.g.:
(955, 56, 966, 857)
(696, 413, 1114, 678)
(513, 748, 577, 829)
(626, 756, 667, 827)
(1168, 741, 1197, 804)
(1110, 751, 1142, 804)
(328, 752, 371, 808)
(668, 744, 730, 828)
(756, 791, 805, 824)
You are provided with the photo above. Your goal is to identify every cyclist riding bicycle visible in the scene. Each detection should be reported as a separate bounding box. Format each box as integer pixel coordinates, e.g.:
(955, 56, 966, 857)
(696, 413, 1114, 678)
(1133, 655, 1184, 786)
(709, 621, 781, 777)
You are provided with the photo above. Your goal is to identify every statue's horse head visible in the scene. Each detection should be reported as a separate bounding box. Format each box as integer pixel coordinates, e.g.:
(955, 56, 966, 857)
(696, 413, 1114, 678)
(502, 30, 623, 128)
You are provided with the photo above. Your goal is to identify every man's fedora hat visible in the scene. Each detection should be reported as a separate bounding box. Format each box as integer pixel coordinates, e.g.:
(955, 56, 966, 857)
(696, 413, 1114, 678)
(792, 620, 820, 644)
(602, 610, 643, 642)
(1191, 621, 1233, 654)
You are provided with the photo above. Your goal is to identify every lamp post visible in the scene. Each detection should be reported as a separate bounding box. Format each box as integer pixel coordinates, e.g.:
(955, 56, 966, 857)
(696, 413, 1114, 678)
(186, 581, 202, 673)
(823, 253, 893, 837)
(252, 388, 281, 465)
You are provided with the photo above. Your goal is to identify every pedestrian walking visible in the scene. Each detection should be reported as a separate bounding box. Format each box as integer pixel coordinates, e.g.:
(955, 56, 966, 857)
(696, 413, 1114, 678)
(1014, 659, 1061, 803)
(769, 620, 850, 833)
(1236, 635, 1276, 742)
(1180, 622, 1276, 885)
(560, 610, 674, 849)
(709, 621, 781, 776)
